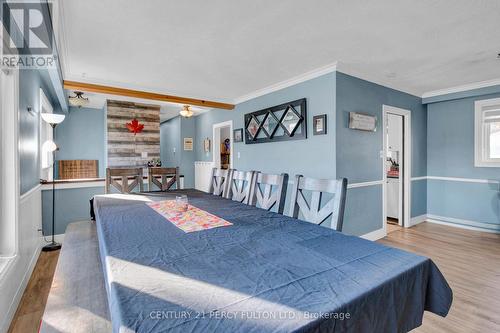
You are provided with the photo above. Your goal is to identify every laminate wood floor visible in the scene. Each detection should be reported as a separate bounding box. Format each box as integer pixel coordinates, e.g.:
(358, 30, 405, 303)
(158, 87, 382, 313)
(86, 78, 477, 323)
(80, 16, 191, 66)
(387, 220, 402, 234)
(7, 250, 59, 333)
(379, 222, 500, 333)
(8, 222, 500, 333)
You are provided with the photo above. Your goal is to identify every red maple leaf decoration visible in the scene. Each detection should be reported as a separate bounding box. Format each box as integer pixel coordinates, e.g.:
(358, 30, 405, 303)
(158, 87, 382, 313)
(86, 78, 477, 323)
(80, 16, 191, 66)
(126, 118, 144, 135)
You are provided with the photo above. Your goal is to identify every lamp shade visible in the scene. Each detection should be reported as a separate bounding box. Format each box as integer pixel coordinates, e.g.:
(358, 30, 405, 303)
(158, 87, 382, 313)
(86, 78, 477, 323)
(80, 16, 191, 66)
(41, 113, 65, 125)
(43, 140, 58, 152)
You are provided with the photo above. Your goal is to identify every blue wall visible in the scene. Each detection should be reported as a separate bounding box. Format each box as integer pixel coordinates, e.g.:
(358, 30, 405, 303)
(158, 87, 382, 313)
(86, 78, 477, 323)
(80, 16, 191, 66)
(335, 72, 427, 235)
(426, 90, 500, 229)
(427, 180, 499, 231)
(42, 186, 105, 235)
(189, 71, 430, 235)
(55, 106, 106, 177)
(192, 72, 337, 224)
(19, 69, 63, 194)
(195, 72, 337, 179)
(427, 92, 500, 179)
(160, 116, 196, 188)
(160, 117, 181, 167)
(180, 117, 196, 188)
(336, 72, 428, 181)
(37, 67, 500, 235)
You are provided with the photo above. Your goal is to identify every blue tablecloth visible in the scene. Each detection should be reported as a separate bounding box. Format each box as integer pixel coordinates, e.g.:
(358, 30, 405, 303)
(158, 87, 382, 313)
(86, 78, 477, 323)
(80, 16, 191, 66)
(93, 190, 452, 333)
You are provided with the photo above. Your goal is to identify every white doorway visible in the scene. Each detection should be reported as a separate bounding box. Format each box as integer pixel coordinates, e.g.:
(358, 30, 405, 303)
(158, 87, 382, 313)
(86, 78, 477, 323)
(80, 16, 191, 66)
(213, 120, 233, 170)
(383, 105, 411, 234)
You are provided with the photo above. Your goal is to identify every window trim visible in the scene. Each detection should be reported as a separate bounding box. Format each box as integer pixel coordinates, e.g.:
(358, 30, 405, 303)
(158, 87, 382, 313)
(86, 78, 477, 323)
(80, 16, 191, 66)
(474, 97, 500, 167)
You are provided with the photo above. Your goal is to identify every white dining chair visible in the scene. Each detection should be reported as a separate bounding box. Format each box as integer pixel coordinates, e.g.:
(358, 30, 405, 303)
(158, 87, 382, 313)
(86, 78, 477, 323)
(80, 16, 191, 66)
(225, 169, 255, 204)
(249, 172, 288, 214)
(288, 175, 348, 231)
(208, 168, 230, 196)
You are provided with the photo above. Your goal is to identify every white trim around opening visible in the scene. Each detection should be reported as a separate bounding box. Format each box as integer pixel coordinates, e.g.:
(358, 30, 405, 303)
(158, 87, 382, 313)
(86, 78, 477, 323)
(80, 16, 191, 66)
(474, 97, 500, 167)
(382, 105, 412, 234)
(212, 120, 233, 170)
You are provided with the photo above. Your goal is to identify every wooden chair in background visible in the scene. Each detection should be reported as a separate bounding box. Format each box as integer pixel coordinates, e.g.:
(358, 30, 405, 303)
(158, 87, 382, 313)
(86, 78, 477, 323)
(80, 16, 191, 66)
(288, 175, 347, 231)
(208, 168, 229, 196)
(148, 167, 179, 191)
(105, 168, 143, 194)
(225, 170, 255, 204)
(249, 172, 288, 214)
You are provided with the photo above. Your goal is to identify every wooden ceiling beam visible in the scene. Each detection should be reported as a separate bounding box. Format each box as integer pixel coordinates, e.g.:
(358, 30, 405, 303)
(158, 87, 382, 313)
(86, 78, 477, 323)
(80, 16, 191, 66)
(63, 80, 235, 110)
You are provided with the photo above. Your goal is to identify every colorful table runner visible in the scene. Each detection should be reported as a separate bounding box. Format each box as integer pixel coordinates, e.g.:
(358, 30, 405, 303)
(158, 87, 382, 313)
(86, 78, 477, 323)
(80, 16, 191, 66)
(147, 200, 233, 233)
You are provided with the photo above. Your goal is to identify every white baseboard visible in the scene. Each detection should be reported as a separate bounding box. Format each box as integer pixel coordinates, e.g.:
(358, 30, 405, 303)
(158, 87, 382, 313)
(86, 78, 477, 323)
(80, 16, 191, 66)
(426, 214, 500, 234)
(54, 233, 65, 244)
(408, 214, 427, 227)
(40, 233, 65, 246)
(360, 227, 386, 241)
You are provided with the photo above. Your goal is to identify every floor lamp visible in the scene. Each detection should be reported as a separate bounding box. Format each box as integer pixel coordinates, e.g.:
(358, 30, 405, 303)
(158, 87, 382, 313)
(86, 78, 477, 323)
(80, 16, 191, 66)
(41, 112, 65, 252)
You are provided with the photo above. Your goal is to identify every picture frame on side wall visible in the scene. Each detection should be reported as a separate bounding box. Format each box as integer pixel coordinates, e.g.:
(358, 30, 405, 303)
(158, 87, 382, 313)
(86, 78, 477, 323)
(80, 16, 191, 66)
(233, 128, 243, 142)
(184, 137, 193, 151)
(203, 138, 210, 152)
(313, 114, 327, 135)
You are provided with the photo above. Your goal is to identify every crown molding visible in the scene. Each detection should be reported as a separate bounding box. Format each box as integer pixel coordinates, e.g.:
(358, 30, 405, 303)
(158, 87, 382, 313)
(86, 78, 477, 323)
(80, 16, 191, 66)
(422, 77, 500, 99)
(233, 62, 338, 104)
(232, 60, 423, 105)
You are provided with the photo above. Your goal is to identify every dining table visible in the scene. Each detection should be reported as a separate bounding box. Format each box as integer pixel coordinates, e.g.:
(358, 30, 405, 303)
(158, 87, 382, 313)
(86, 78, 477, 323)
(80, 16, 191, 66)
(92, 189, 452, 333)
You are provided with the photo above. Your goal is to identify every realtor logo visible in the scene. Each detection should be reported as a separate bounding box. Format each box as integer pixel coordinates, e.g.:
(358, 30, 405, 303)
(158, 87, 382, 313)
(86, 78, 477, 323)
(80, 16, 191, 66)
(1, 1, 55, 69)
(2, 2, 53, 55)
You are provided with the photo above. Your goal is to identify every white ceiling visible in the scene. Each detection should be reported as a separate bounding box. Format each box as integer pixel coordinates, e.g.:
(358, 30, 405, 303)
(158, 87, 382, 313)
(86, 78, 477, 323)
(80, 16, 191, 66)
(58, 0, 500, 102)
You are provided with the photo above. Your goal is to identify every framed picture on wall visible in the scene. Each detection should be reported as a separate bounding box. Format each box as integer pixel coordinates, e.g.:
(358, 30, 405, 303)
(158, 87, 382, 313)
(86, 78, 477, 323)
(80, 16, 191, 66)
(313, 114, 327, 135)
(349, 112, 377, 132)
(203, 138, 210, 152)
(184, 137, 193, 151)
(233, 128, 243, 142)
(244, 98, 307, 144)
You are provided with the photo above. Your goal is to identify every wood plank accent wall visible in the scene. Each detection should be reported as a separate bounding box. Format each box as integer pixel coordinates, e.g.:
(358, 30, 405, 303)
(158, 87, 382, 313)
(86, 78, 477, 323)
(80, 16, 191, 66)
(106, 100, 160, 169)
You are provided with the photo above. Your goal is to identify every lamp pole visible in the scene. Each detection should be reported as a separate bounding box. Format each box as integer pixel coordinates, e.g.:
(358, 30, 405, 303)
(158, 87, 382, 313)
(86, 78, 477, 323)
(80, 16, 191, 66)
(42, 121, 63, 252)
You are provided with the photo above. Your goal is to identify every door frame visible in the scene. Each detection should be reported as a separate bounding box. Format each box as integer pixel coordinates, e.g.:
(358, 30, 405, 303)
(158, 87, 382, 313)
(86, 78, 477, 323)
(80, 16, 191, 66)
(382, 105, 411, 231)
(212, 120, 233, 169)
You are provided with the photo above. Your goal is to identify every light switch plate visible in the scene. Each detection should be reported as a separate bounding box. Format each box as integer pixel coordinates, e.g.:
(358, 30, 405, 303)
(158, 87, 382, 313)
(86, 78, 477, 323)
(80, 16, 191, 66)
(237, 152, 241, 159)
(142, 151, 148, 158)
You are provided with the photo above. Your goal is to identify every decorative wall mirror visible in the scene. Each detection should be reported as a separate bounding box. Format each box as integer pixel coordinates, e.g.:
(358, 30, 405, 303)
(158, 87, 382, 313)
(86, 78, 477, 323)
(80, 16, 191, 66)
(244, 98, 307, 144)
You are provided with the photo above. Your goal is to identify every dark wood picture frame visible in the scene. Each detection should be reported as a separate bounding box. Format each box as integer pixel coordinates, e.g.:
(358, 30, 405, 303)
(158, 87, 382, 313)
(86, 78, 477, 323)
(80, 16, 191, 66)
(233, 128, 243, 142)
(244, 98, 307, 144)
(313, 114, 327, 135)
